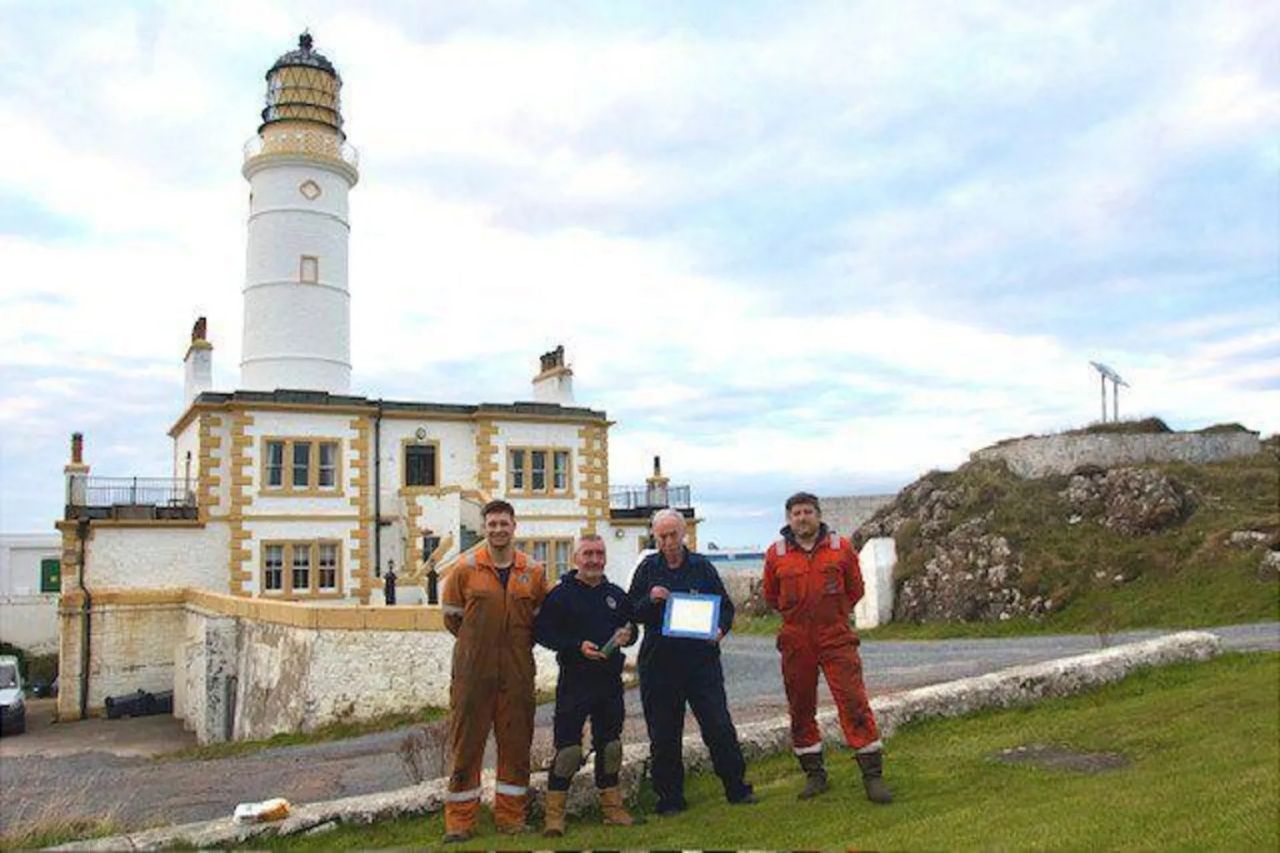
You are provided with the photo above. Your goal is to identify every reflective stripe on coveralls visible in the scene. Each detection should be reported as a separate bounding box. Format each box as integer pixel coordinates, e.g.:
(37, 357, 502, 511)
(441, 544, 547, 833)
(763, 527, 881, 753)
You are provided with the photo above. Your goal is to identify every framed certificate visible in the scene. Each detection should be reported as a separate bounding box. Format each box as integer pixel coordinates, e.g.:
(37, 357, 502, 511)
(662, 592, 722, 640)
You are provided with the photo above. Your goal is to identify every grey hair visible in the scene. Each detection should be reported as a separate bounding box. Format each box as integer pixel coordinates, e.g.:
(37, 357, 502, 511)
(650, 508, 687, 532)
(574, 533, 605, 553)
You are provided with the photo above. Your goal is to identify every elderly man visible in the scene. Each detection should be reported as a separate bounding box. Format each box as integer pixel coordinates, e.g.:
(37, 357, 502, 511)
(764, 492, 891, 804)
(440, 499, 548, 842)
(534, 534, 638, 837)
(628, 508, 755, 815)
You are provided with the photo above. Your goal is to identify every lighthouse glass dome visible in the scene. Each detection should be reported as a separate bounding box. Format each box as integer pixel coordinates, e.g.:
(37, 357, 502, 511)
(260, 33, 344, 136)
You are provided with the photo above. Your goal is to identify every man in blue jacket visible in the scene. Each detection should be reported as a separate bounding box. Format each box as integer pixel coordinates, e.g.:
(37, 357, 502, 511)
(534, 534, 638, 837)
(628, 508, 755, 815)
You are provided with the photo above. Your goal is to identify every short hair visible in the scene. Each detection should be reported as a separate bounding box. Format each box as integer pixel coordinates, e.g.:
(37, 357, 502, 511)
(482, 499, 516, 519)
(784, 492, 822, 514)
(650, 508, 687, 531)
(574, 533, 604, 554)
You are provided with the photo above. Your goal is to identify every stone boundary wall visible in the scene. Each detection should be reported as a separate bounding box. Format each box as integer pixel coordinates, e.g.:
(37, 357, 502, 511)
(971, 431, 1261, 479)
(820, 494, 897, 536)
(176, 593, 557, 743)
(0, 593, 58, 653)
(58, 587, 452, 725)
(59, 631, 1221, 850)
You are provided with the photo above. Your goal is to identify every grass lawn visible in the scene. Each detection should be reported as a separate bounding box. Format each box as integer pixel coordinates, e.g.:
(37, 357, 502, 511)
(262, 652, 1278, 851)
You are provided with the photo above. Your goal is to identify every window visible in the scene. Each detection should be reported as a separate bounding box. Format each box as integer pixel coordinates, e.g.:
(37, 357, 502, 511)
(507, 447, 572, 496)
(553, 451, 569, 491)
(266, 441, 285, 488)
(262, 541, 342, 597)
(317, 543, 338, 591)
(261, 438, 342, 495)
(509, 449, 525, 491)
(264, 545, 285, 592)
(291, 545, 311, 591)
(39, 558, 60, 593)
(404, 443, 438, 488)
(292, 441, 311, 488)
(318, 442, 338, 488)
(300, 255, 319, 283)
(516, 537, 573, 580)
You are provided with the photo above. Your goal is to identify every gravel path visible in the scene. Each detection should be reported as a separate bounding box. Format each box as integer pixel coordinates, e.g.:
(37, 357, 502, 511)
(1, 622, 1274, 833)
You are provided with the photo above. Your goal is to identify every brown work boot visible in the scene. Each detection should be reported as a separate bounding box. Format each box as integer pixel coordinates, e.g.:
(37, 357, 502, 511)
(599, 786, 636, 826)
(797, 751, 829, 799)
(856, 750, 893, 804)
(543, 790, 567, 837)
(441, 830, 472, 844)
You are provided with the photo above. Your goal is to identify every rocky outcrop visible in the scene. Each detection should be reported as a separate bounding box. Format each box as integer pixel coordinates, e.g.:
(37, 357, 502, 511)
(894, 518, 1047, 623)
(1060, 467, 1192, 535)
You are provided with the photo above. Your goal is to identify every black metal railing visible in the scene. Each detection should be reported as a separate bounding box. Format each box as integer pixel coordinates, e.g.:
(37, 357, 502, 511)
(68, 476, 197, 509)
(609, 484, 692, 510)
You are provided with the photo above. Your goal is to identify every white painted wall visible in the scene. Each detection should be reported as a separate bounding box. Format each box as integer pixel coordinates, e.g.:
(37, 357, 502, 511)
(0, 533, 60, 595)
(241, 159, 354, 394)
(854, 537, 897, 629)
(84, 525, 229, 591)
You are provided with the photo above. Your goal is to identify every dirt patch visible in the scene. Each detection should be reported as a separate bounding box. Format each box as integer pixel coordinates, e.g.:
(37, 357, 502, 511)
(992, 743, 1131, 773)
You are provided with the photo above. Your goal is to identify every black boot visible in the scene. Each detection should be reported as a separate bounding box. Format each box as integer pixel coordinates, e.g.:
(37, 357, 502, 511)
(856, 750, 893, 804)
(797, 752, 829, 799)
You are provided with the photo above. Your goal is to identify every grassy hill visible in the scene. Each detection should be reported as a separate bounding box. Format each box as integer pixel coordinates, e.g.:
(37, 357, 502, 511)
(854, 432, 1278, 635)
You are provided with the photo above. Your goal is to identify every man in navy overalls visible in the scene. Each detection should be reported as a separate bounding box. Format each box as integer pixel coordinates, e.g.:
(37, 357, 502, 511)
(628, 508, 755, 815)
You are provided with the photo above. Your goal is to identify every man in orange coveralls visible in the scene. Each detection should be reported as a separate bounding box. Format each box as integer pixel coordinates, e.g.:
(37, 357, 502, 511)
(763, 492, 892, 804)
(441, 499, 549, 842)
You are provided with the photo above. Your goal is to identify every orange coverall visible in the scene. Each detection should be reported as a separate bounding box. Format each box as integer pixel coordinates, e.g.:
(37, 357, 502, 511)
(763, 528, 881, 755)
(441, 545, 547, 834)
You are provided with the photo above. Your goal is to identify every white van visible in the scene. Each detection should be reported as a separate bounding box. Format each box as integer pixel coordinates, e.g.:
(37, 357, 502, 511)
(0, 655, 25, 736)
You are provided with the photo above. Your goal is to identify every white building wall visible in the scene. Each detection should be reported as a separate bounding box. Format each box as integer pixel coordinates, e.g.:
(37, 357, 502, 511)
(241, 410, 359, 515)
(378, 419, 479, 497)
(0, 533, 61, 655)
(239, 519, 358, 598)
(82, 526, 229, 591)
(241, 161, 353, 394)
(494, 420, 586, 517)
(854, 537, 897, 629)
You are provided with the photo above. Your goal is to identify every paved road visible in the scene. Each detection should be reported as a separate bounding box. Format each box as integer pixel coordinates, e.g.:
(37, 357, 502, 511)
(1, 622, 1274, 833)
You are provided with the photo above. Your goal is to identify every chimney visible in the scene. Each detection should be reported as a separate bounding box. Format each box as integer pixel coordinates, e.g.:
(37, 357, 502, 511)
(184, 317, 214, 405)
(531, 345, 574, 405)
(645, 454, 670, 507)
(65, 431, 90, 510)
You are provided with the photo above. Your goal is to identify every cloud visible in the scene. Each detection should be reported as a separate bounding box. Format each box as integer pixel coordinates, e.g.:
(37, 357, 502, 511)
(0, 1, 1276, 545)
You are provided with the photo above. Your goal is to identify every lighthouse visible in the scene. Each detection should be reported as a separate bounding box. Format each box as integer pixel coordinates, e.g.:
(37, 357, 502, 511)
(240, 33, 359, 394)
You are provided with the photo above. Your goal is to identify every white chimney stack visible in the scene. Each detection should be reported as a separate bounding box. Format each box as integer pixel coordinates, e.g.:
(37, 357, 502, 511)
(532, 345, 574, 405)
(184, 317, 213, 405)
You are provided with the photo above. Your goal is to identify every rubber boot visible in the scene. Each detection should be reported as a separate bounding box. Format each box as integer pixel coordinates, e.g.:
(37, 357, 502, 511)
(599, 787, 636, 826)
(856, 750, 893, 804)
(797, 752, 829, 799)
(543, 790, 567, 838)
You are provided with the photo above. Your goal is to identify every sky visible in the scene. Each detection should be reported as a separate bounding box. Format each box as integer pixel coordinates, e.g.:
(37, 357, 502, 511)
(1, 1, 1276, 547)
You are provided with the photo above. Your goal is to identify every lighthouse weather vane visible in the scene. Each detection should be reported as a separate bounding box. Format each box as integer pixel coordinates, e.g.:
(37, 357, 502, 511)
(1089, 361, 1129, 423)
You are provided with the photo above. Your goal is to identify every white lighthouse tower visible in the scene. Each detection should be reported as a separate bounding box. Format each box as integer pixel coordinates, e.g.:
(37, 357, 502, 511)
(240, 33, 359, 394)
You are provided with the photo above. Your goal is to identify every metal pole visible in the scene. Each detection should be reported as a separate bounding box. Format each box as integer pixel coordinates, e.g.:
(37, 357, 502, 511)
(1100, 374, 1107, 422)
(1113, 380, 1120, 422)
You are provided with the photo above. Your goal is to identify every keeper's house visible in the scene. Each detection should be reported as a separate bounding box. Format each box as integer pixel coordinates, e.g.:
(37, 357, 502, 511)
(55, 35, 697, 742)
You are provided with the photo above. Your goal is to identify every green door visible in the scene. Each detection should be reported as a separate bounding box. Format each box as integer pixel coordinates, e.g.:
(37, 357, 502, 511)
(40, 558, 61, 593)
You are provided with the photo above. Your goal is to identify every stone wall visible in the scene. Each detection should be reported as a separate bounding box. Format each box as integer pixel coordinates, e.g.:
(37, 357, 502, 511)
(971, 431, 1261, 479)
(58, 590, 188, 718)
(820, 494, 896, 536)
(0, 594, 59, 653)
(171, 592, 559, 743)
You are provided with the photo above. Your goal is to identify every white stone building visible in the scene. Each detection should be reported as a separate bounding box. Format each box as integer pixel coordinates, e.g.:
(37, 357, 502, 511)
(0, 533, 62, 653)
(55, 35, 698, 739)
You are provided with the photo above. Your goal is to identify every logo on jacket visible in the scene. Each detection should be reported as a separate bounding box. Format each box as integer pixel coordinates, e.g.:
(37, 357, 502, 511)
(824, 577, 840, 594)
(606, 595, 618, 609)
(518, 573, 530, 584)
